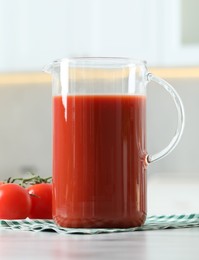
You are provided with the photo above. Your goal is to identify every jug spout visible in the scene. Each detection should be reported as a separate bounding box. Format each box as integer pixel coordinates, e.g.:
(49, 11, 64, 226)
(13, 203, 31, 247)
(43, 62, 53, 74)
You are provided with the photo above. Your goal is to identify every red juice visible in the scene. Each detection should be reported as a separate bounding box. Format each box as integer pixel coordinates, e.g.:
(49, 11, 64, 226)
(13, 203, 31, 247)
(53, 95, 147, 228)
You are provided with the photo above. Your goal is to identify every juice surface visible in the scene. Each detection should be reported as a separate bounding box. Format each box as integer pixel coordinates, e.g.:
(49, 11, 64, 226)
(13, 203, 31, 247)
(53, 95, 147, 228)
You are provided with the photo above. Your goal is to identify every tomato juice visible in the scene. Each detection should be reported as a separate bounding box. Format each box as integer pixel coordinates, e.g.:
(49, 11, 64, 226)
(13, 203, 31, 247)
(53, 95, 147, 228)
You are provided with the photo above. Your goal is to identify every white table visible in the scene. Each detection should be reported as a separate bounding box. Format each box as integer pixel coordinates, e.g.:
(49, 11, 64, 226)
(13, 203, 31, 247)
(0, 227, 198, 260)
(0, 173, 197, 259)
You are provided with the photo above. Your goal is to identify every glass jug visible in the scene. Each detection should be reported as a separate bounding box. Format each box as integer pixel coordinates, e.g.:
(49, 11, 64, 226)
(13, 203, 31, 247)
(45, 57, 184, 228)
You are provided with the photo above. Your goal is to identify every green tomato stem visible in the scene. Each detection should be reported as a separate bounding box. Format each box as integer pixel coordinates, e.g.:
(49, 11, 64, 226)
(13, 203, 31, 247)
(5, 172, 52, 187)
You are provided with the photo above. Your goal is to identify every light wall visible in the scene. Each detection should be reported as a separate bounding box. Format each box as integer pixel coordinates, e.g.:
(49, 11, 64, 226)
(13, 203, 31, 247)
(0, 0, 198, 179)
(2, 0, 198, 71)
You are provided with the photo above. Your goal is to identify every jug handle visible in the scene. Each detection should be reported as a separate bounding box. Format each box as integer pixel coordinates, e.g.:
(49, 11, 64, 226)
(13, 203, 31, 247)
(146, 73, 185, 164)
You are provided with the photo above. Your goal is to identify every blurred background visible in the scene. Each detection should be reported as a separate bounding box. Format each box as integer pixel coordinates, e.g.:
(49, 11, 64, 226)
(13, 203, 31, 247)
(0, 0, 199, 214)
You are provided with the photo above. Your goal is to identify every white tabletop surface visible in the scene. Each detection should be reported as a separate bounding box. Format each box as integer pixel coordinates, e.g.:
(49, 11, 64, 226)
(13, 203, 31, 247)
(0, 173, 198, 260)
(0, 227, 198, 260)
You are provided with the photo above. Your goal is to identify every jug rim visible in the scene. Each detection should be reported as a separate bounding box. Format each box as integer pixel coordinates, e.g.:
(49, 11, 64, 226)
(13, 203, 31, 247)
(53, 57, 147, 66)
(43, 57, 147, 74)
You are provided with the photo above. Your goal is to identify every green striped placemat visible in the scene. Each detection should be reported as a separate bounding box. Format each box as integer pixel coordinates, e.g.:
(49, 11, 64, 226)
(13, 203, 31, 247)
(0, 214, 199, 234)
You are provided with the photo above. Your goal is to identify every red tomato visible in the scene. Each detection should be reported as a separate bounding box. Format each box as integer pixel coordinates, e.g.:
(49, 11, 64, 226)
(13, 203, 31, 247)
(0, 183, 31, 219)
(27, 183, 52, 219)
(0, 181, 4, 185)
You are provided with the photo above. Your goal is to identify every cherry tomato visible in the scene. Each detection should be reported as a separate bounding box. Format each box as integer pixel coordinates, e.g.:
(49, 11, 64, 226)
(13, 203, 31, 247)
(27, 183, 52, 219)
(0, 183, 31, 219)
(0, 181, 4, 185)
